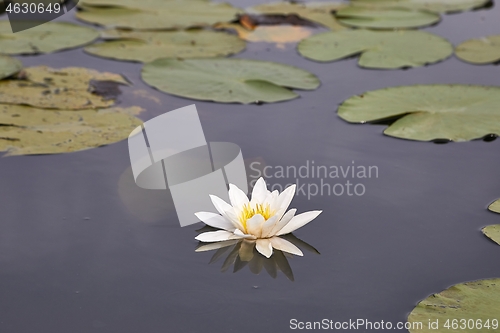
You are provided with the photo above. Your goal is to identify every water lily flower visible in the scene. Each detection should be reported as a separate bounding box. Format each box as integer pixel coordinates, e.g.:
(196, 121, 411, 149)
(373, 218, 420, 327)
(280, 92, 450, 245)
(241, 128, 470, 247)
(195, 177, 322, 258)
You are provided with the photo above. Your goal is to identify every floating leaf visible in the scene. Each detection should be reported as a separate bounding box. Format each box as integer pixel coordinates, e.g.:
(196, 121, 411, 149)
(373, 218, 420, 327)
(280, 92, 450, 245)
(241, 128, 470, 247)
(335, 6, 440, 29)
(350, 0, 490, 13)
(248, 1, 347, 31)
(0, 21, 99, 55)
(338, 85, 500, 141)
(79, 0, 207, 9)
(0, 55, 22, 79)
(408, 278, 500, 332)
(0, 66, 128, 109)
(482, 225, 500, 246)
(85, 29, 245, 63)
(76, 2, 240, 30)
(216, 23, 312, 46)
(141, 58, 320, 104)
(0, 104, 143, 156)
(489, 199, 500, 214)
(298, 30, 452, 69)
(455, 35, 500, 65)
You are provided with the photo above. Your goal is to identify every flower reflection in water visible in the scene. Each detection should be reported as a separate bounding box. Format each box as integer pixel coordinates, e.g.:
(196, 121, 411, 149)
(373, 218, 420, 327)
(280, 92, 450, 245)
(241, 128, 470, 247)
(196, 228, 319, 281)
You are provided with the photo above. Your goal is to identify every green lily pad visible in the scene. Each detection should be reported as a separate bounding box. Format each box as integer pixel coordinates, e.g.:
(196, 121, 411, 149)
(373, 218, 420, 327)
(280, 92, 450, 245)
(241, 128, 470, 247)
(298, 30, 452, 69)
(455, 35, 500, 65)
(489, 199, 500, 214)
(0, 21, 99, 55)
(141, 58, 320, 104)
(335, 6, 440, 29)
(482, 225, 500, 246)
(248, 2, 347, 31)
(350, 0, 490, 13)
(0, 55, 22, 79)
(408, 278, 500, 332)
(0, 104, 143, 156)
(0, 66, 129, 109)
(338, 85, 500, 142)
(76, 2, 240, 30)
(85, 29, 246, 63)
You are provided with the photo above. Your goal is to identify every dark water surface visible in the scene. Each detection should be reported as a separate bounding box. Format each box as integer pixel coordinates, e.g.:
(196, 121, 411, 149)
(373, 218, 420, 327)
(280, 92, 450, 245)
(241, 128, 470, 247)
(1, 1, 500, 332)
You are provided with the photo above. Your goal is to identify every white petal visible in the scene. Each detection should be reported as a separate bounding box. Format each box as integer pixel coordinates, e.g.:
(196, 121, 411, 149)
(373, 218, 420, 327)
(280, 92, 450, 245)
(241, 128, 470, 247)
(260, 215, 280, 238)
(245, 214, 265, 236)
(268, 208, 296, 237)
(194, 212, 236, 231)
(270, 237, 303, 256)
(195, 230, 242, 242)
(209, 195, 233, 216)
(195, 240, 240, 252)
(234, 229, 257, 239)
(228, 184, 249, 210)
(256, 238, 273, 258)
(276, 184, 296, 211)
(250, 177, 268, 205)
(276, 210, 322, 236)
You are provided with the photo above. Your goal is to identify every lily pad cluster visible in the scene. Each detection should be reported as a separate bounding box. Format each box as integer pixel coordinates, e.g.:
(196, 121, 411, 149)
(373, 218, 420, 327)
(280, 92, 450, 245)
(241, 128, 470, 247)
(0, 61, 143, 156)
(481, 200, 500, 246)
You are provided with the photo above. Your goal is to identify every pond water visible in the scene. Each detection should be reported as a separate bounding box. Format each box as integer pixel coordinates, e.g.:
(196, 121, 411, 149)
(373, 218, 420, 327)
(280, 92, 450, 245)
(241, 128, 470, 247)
(1, 1, 500, 332)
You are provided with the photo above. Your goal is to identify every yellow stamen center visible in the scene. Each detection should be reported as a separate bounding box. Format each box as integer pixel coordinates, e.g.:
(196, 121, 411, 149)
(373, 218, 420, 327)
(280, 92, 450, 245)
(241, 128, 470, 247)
(239, 203, 274, 233)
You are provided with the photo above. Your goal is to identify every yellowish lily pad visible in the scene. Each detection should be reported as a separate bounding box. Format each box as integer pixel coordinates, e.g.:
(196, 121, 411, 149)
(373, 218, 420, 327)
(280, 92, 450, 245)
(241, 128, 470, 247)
(482, 225, 500, 246)
(248, 1, 347, 31)
(338, 85, 500, 142)
(0, 104, 143, 156)
(335, 6, 440, 29)
(408, 278, 500, 332)
(85, 29, 246, 63)
(0, 55, 22, 79)
(456, 35, 500, 65)
(0, 21, 99, 55)
(76, 2, 240, 30)
(0, 66, 129, 109)
(489, 199, 500, 214)
(298, 30, 452, 69)
(141, 58, 320, 104)
(350, 0, 491, 13)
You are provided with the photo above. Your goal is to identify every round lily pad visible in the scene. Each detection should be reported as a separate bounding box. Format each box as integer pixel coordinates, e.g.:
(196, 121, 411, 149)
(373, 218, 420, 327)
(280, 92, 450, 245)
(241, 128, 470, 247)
(85, 29, 246, 63)
(455, 35, 500, 65)
(141, 58, 320, 104)
(335, 6, 440, 29)
(0, 66, 129, 110)
(408, 278, 500, 332)
(0, 104, 143, 156)
(0, 21, 99, 55)
(0, 55, 22, 80)
(248, 2, 347, 31)
(350, 0, 491, 13)
(338, 85, 500, 142)
(489, 199, 500, 214)
(298, 30, 452, 69)
(76, 2, 240, 30)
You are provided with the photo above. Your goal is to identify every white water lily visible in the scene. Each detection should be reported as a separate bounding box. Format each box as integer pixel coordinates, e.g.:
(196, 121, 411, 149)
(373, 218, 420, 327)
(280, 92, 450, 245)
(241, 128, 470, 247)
(195, 177, 322, 258)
